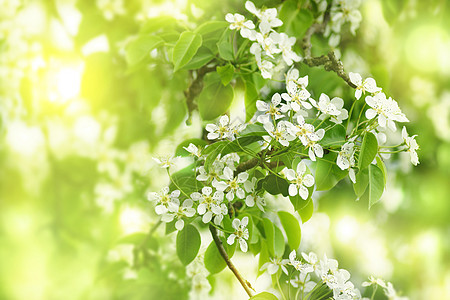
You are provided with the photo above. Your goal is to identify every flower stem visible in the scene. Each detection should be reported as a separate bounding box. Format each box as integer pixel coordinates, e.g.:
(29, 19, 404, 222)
(209, 225, 255, 298)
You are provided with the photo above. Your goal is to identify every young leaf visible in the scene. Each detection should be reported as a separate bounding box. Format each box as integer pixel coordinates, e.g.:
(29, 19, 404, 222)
(180, 46, 214, 70)
(298, 199, 314, 223)
(172, 31, 202, 71)
(359, 132, 378, 170)
(242, 76, 259, 122)
(278, 211, 301, 250)
(169, 164, 202, 196)
(217, 30, 234, 61)
(273, 225, 285, 258)
(250, 292, 278, 300)
(125, 35, 164, 66)
(353, 168, 369, 198)
(366, 164, 385, 209)
(376, 156, 387, 185)
(176, 224, 201, 265)
(262, 218, 276, 257)
(320, 124, 346, 147)
(204, 237, 236, 274)
(197, 74, 234, 120)
(217, 64, 235, 86)
(314, 153, 347, 191)
(262, 174, 289, 197)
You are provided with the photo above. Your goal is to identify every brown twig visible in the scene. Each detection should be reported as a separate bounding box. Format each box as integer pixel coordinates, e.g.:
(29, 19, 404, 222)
(300, 4, 357, 89)
(209, 224, 254, 298)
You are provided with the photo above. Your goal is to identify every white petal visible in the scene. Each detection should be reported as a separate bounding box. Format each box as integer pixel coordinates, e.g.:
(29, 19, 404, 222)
(365, 109, 377, 120)
(303, 174, 315, 187)
(239, 239, 248, 252)
(299, 185, 309, 200)
(227, 234, 236, 245)
(289, 184, 298, 196)
(349, 72, 362, 86)
(175, 219, 184, 231)
(296, 161, 306, 175)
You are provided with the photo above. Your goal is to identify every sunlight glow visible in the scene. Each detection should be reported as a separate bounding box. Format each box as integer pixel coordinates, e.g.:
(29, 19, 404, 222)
(48, 62, 84, 103)
(6, 121, 45, 156)
(405, 25, 449, 73)
(73, 116, 101, 145)
(120, 207, 148, 234)
(335, 216, 359, 243)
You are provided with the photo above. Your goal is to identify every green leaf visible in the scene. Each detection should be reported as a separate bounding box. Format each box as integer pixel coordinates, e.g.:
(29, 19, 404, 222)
(262, 174, 289, 197)
(204, 237, 236, 274)
(366, 164, 385, 209)
(197, 74, 234, 120)
(258, 240, 270, 276)
(298, 199, 313, 223)
(320, 124, 346, 147)
(262, 218, 276, 257)
(353, 168, 369, 199)
(217, 30, 234, 61)
(359, 132, 378, 170)
(274, 225, 285, 258)
(376, 156, 387, 185)
(217, 64, 235, 86)
(180, 46, 214, 70)
(279, 0, 301, 34)
(250, 292, 278, 300)
(176, 224, 201, 265)
(243, 75, 259, 122)
(278, 211, 301, 250)
(172, 31, 202, 71)
(314, 153, 347, 191)
(175, 138, 208, 157)
(195, 21, 228, 36)
(169, 165, 202, 196)
(125, 35, 164, 66)
(239, 124, 266, 137)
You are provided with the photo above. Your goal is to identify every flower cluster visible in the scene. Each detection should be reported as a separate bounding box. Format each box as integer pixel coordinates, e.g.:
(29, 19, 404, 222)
(260, 250, 409, 300)
(226, 1, 301, 78)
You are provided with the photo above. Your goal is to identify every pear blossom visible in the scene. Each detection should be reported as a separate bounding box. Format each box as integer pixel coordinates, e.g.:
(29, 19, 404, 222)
(153, 156, 177, 168)
(162, 199, 196, 230)
(148, 187, 180, 215)
(263, 121, 296, 147)
(255, 33, 281, 58)
(245, 1, 282, 34)
(286, 69, 311, 99)
(362, 276, 387, 288)
(196, 160, 224, 182)
(206, 115, 234, 140)
(220, 153, 240, 170)
(284, 161, 315, 199)
(212, 167, 249, 201)
(256, 93, 285, 124)
(260, 257, 289, 275)
(289, 272, 316, 292)
(384, 282, 409, 300)
(243, 177, 266, 211)
(225, 13, 256, 40)
(349, 72, 381, 100)
(402, 126, 419, 166)
(289, 250, 314, 273)
(365, 92, 409, 131)
(271, 32, 301, 65)
(337, 142, 356, 170)
(329, 0, 362, 35)
(227, 216, 250, 252)
(183, 143, 202, 158)
(281, 85, 312, 113)
(191, 187, 227, 225)
(310, 93, 344, 119)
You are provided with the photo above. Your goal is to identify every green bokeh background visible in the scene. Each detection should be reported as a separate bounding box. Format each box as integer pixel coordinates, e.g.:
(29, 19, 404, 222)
(0, 0, 449, 299)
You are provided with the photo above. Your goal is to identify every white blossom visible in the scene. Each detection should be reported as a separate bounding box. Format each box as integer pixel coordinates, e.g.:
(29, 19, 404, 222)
(349, 72, 381, 100)
(148, 187, 180, 215)
(162, 199, 196, 230)
(183, 143, 202, 158)
(289, 250, 314, 273)
(260, 257, 289, 275)
(365, 92, 409, 131)
(310, 93, 344, 119)
(227, 216, 250, 252)
(243, 177, 266, 211)
(191, 187, 227, 225)
(337, 142, 356, 170)
(213, 167, 249, 201)
(284, 161, 315, 199)
(153, 156, 177, 168)
(272, 32, 301, 65)
(263, 121, 296, 147)
(402, 126, 419, 166)
(256, 93, 285, 124)
(206, 115, 234, 140)
(225, 13, 256, 40)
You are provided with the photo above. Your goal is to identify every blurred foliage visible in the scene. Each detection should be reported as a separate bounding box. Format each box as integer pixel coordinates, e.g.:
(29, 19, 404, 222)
(0, 0, 449, 299)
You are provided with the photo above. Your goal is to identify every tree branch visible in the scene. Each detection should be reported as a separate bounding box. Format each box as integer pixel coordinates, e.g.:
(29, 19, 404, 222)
(209, 224, 254, 298)
(300, 5, 357, 89)
(184, 65, 216, 125)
